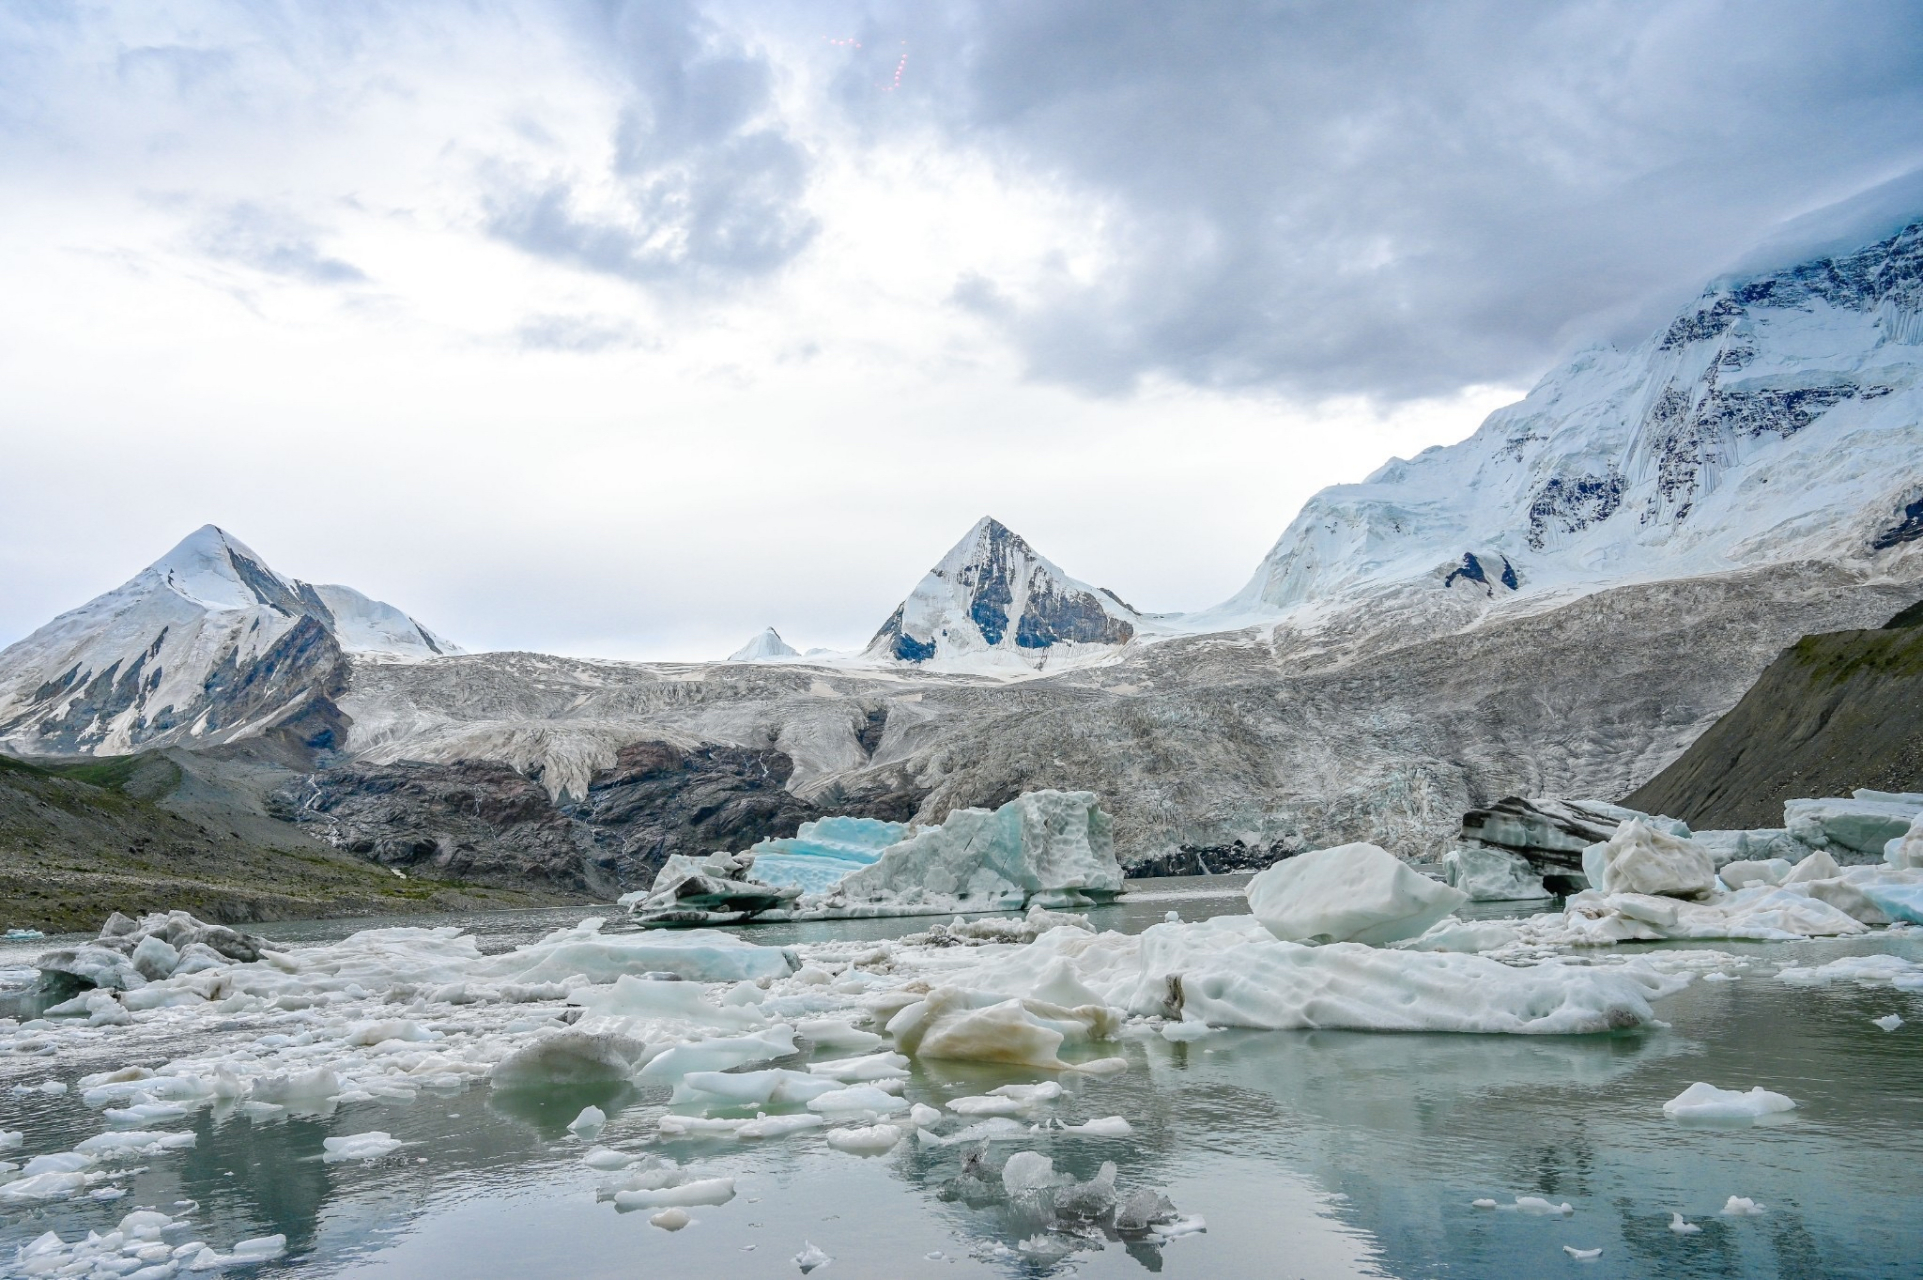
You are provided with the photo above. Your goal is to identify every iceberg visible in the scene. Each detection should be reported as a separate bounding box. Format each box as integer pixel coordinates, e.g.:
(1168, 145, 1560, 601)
(483, 919, 798, 983)
(1885, 812, 1923, 869)
(1439, 845, 1550, 901)
(1785, 794, 1923, 857)
(748, 816, 910, 894)
(1580, 821, 1716, 899)
(1246, 843, 1468, 945)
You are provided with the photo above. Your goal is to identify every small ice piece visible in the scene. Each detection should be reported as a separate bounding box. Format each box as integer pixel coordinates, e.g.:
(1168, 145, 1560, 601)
(0, 1131, 20, 1152)
(613, 1177, 737, 1210)
(582, 1147, 636, 1171)
(638, 1026, 800, 1080)
(1662, 1082, 1797, 1123)
(737, 1113, 826, 1139)
(1063, 1116, 1132, 1136)
(1072, 1057, 1128, 1075)
(793, 1240, 832, 1273)
(1508, 1197, 1574, 1215)
(230, 1234, 287, 1260)
(1563, 1245, 1602, 1259)
(1873, 1014, 1904, 1031)
(824, 1124, 904, 1155)
(1669, 1212, 1702, 1235)
(568, 1105, 607, 1139)
(492, 1031, 653, 1089)
(1704, 972, 1739, 983)
(320, 1132, 405, 1162)
(1164, 911, 1181, 923)
(1720, 1196, 1766, 1216)
(1245, 842, 1468, 945)
(794, 1019, 882, 1052)
(650, 1208, 691, 1231)
(1161, 1020, 1213, 1042)
(806, 1052, 910, 1082)
(805, 1085, 907, 1116)
(1471, 1198, 1498, 1209)
(908, 1103, 942, 1128)
(1001, 1150, 1068, 1194)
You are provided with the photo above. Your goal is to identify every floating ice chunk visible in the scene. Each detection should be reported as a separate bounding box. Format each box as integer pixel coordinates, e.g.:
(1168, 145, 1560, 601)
(251, 1067, 341, 1106)
(793, 1240, 832, 1273)
(1787, 796, 1922, 855)
(824, 1123, 903, 1154)
(1874, 1013, 1904, 1031)
(129, 934, 181, 982)
(1246, 843, 1468, 946)
(737, 1113, 827, 1139)
(1161, 1020, 1214, 1042)
(1563, 1245, 1602, 1259)
(1860, 879, 1923, 925)
(1720, 1196, 1765, 1216)
(74, 1131, 196, 1158)
(485, 919, 797, 984)
(1441, 846, 1550, 901)
(1471, 1198, 1498, 1209)
(657, 1115, 754, 1137)
(613, 1177, 736, 1210)
(568, 975, 768, 1029)
(345, 1019, 438, 1047)
(888, 986, 1120, 1069)
(1071, 1056, 1129, 1075)
(1669, 1212, 1702, 1235)
(21, 1152, 93, 1176)
(568, 1105, 607, 1139)
(673, 1068, 841, 1109)
(639, 1026, 798, 1080)
(105, 1101, 190, 1125)
(650, 1207, 691, 1231)
(492, 1031, 653, 1089)
(806, 1051, 909, 1082)
(0, 1131, 19, 1152)
(1719, 859, 1793, 890)
(909, 1103, 943, 1128)
(1394, 918, 1523, 954)
(794, 1019, 882, 1052)
(322, 1132, 405, 1162)
(582, 1146, 636, 1170)
(915, 1117, 1029, 1146)
(1062, 1116, 1132, 1136)
(1885, 813, 1923, 869)
(231, 1234, 287, 1259)
(806, 1085, 907, 1116)
(818, 791, 1123, 916)
(0, 1171, 88, 1201)
(1663, 1082, 1797, 1123)
(1508, 1197, 1574, 1216)
(1583, 821, 1717, 899)
(1002, 1151, 1067, 1193)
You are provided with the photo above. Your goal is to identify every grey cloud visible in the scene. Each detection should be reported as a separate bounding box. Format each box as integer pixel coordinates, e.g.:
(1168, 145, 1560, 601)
(833, 0, 1923, 399)
(194, 201, 368, 285)
(484, 0, 816, 289)
(514, 313, 650, 352)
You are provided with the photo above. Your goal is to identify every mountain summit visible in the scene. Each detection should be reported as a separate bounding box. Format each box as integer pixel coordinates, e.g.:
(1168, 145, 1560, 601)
(865, 517, 1141, 667)
(0, 525, 456, 757)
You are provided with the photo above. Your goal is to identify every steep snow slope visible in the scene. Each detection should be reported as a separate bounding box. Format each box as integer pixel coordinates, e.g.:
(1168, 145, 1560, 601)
(865, 517, 1149, 671)
(0, 526, 456, 756)
(726, 628, 800, 662)
(1207, 217, 1923, 646)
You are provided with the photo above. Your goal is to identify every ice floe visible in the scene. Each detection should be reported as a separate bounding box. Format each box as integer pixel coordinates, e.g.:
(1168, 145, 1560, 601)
(1662, 1082, 1797, 1123)
(1440, 845, 1550, 901)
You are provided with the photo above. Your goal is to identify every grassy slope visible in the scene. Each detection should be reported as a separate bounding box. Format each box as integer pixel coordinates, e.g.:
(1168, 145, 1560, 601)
(0, 752, 588, 933)
(1622, 606, 1923, 830)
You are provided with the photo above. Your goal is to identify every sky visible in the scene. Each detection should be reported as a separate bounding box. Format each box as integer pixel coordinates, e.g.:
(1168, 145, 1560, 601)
(2, 1, 1920, 661)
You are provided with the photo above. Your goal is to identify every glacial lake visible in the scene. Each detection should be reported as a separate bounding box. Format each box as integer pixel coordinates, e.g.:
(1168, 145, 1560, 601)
(4, 877, 1920, 1279)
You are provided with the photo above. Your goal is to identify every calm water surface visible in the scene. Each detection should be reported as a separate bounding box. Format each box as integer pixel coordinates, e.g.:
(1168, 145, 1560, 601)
(4, 877, 1919, 1279)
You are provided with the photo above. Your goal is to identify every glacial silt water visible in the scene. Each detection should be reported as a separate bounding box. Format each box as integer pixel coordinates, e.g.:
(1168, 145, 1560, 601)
(3, 879, 1918, 1278)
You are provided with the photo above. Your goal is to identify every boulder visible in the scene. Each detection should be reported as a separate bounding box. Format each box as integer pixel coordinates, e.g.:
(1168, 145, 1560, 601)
(1246, 843, 1468, 946)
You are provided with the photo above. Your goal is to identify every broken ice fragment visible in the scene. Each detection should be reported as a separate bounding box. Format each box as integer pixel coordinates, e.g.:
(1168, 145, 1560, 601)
(1669, 1212, 1702, 1234)
(793, 1240, 832, 1272)
(650, 1208, 691, 1231)
(1873, 1013, 1904, 1031)
(567, 1105, 607, 1139)
(1662, 1082, 1796, 1123)
(1563, 1245, 1602, 1259)
(1720, 1196, 1766, 1216)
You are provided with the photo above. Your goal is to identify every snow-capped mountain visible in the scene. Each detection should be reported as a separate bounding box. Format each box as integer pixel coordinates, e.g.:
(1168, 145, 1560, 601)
(0, 525, 457, 756)
(1207, 209, 1923, 642)
(727, 627, 800, 662)
(864, 517, 1145, 669)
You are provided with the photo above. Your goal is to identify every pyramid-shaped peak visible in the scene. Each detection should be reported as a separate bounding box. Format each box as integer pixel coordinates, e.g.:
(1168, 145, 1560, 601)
(727, 627, 800, 662)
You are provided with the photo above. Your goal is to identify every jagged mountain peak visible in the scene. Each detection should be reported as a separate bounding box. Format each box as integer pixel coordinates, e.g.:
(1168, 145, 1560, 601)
(865, 516, 1142, 667)
(0, 526, 457, 757)
(727, 627, 800, 662)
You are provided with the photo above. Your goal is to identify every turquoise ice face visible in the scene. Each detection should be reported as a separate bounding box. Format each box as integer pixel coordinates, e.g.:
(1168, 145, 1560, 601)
(748, 816, 912, 895)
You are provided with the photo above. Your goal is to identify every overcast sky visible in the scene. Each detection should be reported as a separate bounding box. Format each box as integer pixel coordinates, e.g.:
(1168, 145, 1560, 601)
(3, 1, 1919, 660)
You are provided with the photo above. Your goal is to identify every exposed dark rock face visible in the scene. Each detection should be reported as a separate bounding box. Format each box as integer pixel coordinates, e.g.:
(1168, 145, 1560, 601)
(1125, 836, 1303, 878)
(1527, 470, 1625, 550)
(1623, 603, 1923, 830)
(1871, 496, 1923, 552)
(279, 739, 923, 897)
(1443, 553, 1520, 596)
(1458, 796, 1631, 873)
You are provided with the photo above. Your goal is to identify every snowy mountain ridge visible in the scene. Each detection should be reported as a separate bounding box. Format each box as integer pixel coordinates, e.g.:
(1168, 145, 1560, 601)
(863, 516, 1153, 673)
(1206, 215, 1923, 644)
(0, 525, 456, 756)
